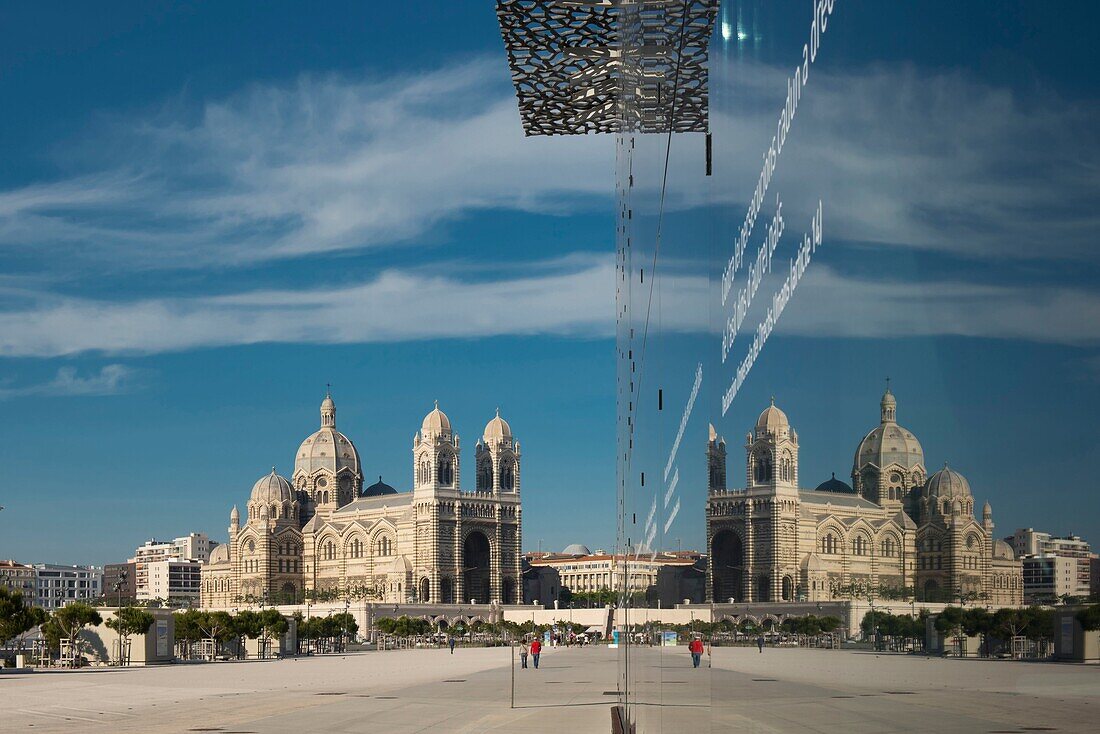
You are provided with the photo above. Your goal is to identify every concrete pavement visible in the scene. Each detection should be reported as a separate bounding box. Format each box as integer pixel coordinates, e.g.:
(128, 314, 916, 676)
(2, 645, 1097, 733)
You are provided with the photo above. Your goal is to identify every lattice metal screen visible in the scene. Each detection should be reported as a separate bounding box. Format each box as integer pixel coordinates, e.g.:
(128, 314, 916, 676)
(496, 0, 718, 136)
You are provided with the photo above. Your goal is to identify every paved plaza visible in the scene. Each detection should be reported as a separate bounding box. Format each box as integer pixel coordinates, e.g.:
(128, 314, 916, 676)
(1, 647, 1097, 733)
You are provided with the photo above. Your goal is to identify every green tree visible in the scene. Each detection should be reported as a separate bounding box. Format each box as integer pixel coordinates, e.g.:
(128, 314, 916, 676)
(934, 606, 966, 636)
(0, 588, 47, 648)
(105, 607, 155, 666)
(43, 603, 103, 663)
(259, 609, 289, 656)
(174, 609, 204, 646)
(1075, 604, 1100, 632)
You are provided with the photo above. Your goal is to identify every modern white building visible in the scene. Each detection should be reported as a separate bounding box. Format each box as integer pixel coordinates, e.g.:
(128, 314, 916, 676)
(131, 532, 217, 599)
(173, 533, 218, 563)
(1022, 555, 1080, 603)
(1009, 528, 1091, 599)
(32, 564, 103, 610)
(145, 558, 203, 604)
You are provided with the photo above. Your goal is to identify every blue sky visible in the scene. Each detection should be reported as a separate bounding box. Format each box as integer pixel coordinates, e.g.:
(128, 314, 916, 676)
(0, 1, 1098, 565)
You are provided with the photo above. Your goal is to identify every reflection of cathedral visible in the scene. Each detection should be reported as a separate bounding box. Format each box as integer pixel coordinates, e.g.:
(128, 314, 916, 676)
(706, 388, 1022, 605)
(202, 396, 522, 607)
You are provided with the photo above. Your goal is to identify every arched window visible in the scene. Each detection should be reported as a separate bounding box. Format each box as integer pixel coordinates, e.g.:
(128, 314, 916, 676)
(853, 536, 867, 556)
(378, 536, 392, 557)
(477, 458, 493, 491)
(821, 533, 838, 554)
(881, 537, 896, 557)
(500, 460, 515, 491)
(438, 453, 454, 486)
(753, 449, 773, 483)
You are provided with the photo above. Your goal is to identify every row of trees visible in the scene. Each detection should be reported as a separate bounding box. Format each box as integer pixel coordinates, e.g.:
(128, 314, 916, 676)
(296, 612, 358, 652)
(174, 608, 291, 658)
(933, 606, 1055, 641)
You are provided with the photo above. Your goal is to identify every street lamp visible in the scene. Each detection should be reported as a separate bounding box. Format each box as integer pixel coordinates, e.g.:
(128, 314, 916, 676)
(344, 596, 351, 650)
(115, 569, 128, 610)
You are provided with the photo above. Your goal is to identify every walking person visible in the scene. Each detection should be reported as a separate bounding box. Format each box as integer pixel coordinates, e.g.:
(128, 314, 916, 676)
(520, 640, 529, 669)
(689, 635, 704, 669)
(449, 636, 456, 655)
(530, 637, 542, 669)
(756, 634, 765, 653)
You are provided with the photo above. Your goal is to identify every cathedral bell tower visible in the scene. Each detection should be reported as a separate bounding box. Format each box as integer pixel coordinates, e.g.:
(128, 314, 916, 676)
(413, 401, 460, 494)
(707, 424, 726, 493)
(745, 398, 799, 497)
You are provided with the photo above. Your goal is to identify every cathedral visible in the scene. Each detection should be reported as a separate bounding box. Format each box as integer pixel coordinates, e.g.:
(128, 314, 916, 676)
(202, 395, 523, 607)
(706, 387, 1023, 606)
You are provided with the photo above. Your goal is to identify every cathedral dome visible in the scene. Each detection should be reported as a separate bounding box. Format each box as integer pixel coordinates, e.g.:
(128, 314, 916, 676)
(853, 388, 924, 476)
(815, 472, 855, 494)
(562, 544, 592, 556)
(755, 398, 789, 434)
(363, 476, 398, 497)
(421, 401, 452, 438)
(484, 409, 512, 442)
(251, 469, 294, 505)
(924, 465, 972, 499)
(992, 539, 1015, 560)
(208, 543, 230, 565)
(295, 394, 361, 479)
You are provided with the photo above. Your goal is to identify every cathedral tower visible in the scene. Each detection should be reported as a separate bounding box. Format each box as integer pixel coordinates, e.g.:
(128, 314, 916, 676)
(292, 392, 361, 521)
(852, 384, 926, 514)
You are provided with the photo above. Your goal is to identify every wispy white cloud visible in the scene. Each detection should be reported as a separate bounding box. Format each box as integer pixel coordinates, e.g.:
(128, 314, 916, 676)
(0, 58, 611, 271)
(6, 58, 1094, 275)
(0, 257, 618, 357)
(1, 254, 1099, 358)
(639, 63, 1100, 262)
(782, 267, 1100, 344)
(0, 364, 137, 399)
(0, 57, 1096, 359)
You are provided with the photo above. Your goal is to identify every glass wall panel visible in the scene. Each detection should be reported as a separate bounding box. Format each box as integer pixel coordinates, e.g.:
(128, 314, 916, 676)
(617, 1, 1099, 732)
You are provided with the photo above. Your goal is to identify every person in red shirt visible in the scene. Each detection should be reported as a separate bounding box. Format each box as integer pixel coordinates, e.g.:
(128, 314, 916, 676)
(689, 635, 705, 668)
(530, 637, 542, 669)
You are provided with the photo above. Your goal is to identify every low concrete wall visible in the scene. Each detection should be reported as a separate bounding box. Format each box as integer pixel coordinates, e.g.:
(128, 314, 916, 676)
(1054, 609, 1100, 662)
(80, 608, 175, 666)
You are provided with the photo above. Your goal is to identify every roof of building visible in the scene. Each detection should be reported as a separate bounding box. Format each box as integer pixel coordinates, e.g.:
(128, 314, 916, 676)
(483, 408, 512, 442)
(294, 394, 361, 479)
(561, 544, 592, 556)
(333, 492, 414, 515)
(798, 489, 881, 510)
(992, 539, 1016, 560)
(925, 464, 972, 499)
(363, 476, 398, 497)
(815, 472, 855, 494)
(755, 398, 789, 434)
(853, 388, 925, 475)
(250, 469, 294, 506)
(421, 401, 452, 438)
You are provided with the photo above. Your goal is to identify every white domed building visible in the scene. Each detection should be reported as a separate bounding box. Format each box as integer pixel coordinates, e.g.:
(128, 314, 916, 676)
(202, 396, 523, 607)
(706, 387, 1022, 606)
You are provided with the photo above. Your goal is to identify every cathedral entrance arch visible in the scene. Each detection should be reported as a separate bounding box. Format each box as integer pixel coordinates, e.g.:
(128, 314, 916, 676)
(922, 579, 940, 602)
(419, 577, 431, 603)
(757, 575, 771, 602)
(463, 531, 492, 603)
(440, 577, 454, 604)
(280, 582, 297, 604)
(502, 577, 516, 605)
(711, 530, 744, 602)
(781, 576, 793, 601)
